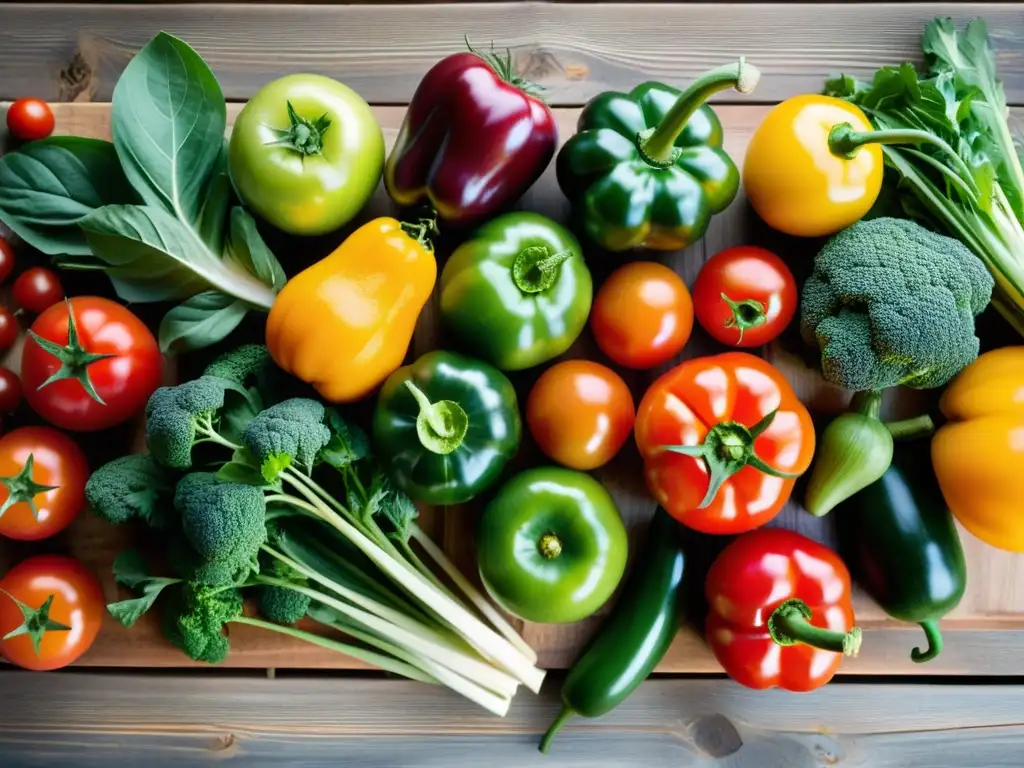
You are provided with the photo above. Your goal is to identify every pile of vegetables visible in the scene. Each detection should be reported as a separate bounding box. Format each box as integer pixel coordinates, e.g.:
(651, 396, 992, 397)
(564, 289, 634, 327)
(0, 13, 1021, 757)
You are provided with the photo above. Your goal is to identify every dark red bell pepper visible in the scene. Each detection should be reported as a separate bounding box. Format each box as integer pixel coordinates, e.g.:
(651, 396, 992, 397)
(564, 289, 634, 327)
(384, 43, 557, 226)
(705, 528, 862, 692)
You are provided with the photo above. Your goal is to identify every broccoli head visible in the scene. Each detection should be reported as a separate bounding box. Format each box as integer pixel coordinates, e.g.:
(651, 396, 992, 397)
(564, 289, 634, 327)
(162, 582, 243, 664)
(203, 344, 271, 384)
(86, 453, 176, 529)
(800, 218, 993, 391)
(146, 377, 234, 469)
(242, 398, 331, 482)
(255, 553, 311, 625)
(174, 473, 267, 586)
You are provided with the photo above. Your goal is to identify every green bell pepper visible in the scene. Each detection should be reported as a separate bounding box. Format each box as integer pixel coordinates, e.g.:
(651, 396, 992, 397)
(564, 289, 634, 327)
(439, 212, 593, 371)
(556, 59, 760, 252)
(476, 466, 628, 624)
(835, 441, 967, 663)
(372, 350, 521, 505)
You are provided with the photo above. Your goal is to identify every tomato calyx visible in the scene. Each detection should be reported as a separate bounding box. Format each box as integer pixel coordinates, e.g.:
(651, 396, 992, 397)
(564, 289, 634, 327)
(768, 598, 862, 656)
(267, 101, 332, 157)
(0, 589, 70, 656)
(720, 292, 766, 344)
(661, 408, 799, 508)
(513, 247, 573, 294)
(405, 380, 469, 456)
(27, 300, 115, 405)
(0, 453, 58, 520)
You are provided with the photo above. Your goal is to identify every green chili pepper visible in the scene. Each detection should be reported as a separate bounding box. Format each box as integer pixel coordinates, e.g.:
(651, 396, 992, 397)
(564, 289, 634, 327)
(835, 442, 966, 663)
(539, 507, 685, 753)
(555, 59, 760, 252)
(439, 212, 593, 371)
(372, 350, 521, 505)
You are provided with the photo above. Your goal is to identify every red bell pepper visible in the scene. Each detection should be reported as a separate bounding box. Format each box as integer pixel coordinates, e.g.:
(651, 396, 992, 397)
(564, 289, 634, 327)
(705, 528, 862, 692)
(384, 42, 557, 226)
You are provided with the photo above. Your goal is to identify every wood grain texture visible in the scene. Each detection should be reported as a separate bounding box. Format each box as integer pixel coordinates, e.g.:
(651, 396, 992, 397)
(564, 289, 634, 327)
(1, 101, 1022, 675)
(2, 673, 1024, 766)
(0, 3, 1023, 105)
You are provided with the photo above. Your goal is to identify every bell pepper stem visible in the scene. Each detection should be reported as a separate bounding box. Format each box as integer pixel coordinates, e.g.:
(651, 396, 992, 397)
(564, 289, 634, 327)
(538, 533, 563, 559)
(400, 214, 438, 252)
(885, 414, 935, 440)
(539, 705, 576, 754)
(513, 247, 573, 294)
(911, 620, 943, 663)
(638, 58, 761, 167)
(465, 36, 545, 98)
(828, 123, 976, 186)
(769, 598, 862, 656)
(404, 381, 470, 456)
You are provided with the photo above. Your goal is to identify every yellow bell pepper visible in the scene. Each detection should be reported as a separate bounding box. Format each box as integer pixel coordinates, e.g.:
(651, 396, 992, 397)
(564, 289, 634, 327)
(931, 347, 1024, 552)
(265, 216, 436, 403)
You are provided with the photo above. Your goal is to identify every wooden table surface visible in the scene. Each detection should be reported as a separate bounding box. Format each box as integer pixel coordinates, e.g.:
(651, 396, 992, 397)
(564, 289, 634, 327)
(1, 2, 1023, 766)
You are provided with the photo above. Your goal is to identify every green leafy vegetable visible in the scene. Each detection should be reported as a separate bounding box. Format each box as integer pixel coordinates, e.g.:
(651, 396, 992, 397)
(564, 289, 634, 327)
(107, 550, 182, 628)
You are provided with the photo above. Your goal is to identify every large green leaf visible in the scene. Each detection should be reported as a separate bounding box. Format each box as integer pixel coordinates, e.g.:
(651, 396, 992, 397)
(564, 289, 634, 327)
(111, 31, 227, 233)
(0, 137, 136, 256)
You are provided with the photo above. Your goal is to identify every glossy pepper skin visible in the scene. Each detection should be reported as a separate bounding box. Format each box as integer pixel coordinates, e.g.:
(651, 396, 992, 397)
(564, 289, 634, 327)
(540, 507, 685, 753)
(633, 352, 815, 534)
(557, 60, 760, 252)
(372, 350, 521, 505)
(265, 217, 436, 403)
(476, 466, 627, 624)
(439, 212, 592, 370)
(931, 347, 1024, 552)
(384, 48, 557, 227)
(706, 528, 862, 692)
(836, 443, 966, 663)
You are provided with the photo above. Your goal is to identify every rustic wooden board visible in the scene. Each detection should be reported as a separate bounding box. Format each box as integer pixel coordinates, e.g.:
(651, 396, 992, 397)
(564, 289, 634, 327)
(1, 3, 1023, 105)
(1, 101, 1022, 676)
(2, 672, 1024, 766)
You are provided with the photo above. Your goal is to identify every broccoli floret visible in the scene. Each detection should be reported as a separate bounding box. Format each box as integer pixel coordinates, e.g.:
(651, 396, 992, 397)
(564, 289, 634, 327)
(203, 344, 271, 384)
(162, 582, 243, 664)
(174, 473, 267, 586)
(145, 377, 236, 469)
(242, 398, 331, 482)
(800, 218, 993, 392)
(86, 454, 176, 529)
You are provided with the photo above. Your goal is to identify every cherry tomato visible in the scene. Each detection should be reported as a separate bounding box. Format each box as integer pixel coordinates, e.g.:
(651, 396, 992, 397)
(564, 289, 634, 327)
(0, 426, 88, 541)
(22, 297, 163, 432)
(0, 368, 22, 413)
(692, 246, 798, 348)
(5, 98, 55, 142)
(12, 267, 64, 315)
(0, 554, 103, 670)
(0, 237, 15, 284)
(590, 262, 693, 369)
(0, 306, 18, 351)
(526, 360, 635, 470)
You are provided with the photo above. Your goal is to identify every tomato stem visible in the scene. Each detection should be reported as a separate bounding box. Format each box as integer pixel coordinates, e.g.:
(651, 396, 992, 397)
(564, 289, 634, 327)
(0, 589, 70, 656)
(721, 293, 766, 344)
(769, 598, 861, 656)
(28, 299, 116, 405)
(0, 453, 59, 521)
(265, 101, 332, 156)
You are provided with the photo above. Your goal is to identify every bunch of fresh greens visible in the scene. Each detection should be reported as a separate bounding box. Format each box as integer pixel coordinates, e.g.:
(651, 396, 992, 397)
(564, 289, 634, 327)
(826, 17, 1024, 335)
(0, 32, 285, 352)
(86, 344, 544, 716)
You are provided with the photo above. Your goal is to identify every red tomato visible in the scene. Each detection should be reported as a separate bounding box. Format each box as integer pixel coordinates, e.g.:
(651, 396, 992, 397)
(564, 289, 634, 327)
(0, 426, 88, 541)
(0, 555, 103, 670)
(0, 306, 18, 351)
(0, 368, 22, 413)
(526, 360, 635, 470)
(590, 262, 693, 369)
(0, 237, 15, 284)
(692, 246, 797, 348)
(12, 267, 64, 314)
(22, 297, 163, 432)
(5, 98, 55, 142)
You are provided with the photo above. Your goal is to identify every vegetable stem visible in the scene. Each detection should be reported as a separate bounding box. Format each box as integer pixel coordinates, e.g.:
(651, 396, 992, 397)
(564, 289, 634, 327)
(911, 620, 943, 663)
(769, 599, 862, 655)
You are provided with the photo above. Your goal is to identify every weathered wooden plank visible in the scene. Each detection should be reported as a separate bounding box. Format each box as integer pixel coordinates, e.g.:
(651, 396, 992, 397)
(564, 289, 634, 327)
(0, 3, 1022, 105)
(0, 673, 1023, 767)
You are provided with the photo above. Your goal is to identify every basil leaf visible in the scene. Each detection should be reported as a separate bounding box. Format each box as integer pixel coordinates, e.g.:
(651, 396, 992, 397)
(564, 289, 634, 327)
(111, 31, 226, 233)
(226, 207, 286, 291)
(158, 290, 250, 353)
(0, 137, 136, 256)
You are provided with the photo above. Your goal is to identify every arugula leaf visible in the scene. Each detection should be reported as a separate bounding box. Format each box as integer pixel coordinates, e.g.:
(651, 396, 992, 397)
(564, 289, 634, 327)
(0, 137, 137, 256)
(319, 409, 370, 468)
(158, 291, 250, 354)
(107, 550, 182, 628)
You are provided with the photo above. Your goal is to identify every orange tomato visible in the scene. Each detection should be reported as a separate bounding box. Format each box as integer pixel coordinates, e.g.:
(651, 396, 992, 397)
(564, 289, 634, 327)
(526, 360, 635, 470)
(590, 262, 693, 369)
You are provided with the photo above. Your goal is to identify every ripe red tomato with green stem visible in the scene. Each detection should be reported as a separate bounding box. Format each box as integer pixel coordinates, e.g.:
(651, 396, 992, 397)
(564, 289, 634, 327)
(22, 297, 163, 432)
(0, 426, 88, 541)
(0, 237, 16, 284)
(0, 554, 103, 670)
(0, 306, 18, 351)
(12, 267, 64, 314)
(6, 98, 55, 142)
(0, 368, 23, 413)
(691, 246, 797, 348)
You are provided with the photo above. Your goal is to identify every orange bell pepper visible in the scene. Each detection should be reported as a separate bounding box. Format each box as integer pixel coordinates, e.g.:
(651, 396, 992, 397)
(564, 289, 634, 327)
(265, 217, 436, 403)
(931, 347, 1024, 552)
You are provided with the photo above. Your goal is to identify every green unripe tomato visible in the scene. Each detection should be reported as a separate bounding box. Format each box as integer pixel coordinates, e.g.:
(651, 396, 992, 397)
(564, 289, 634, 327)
(477, 467, 628, 624)
(228, 74, 384, 236)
